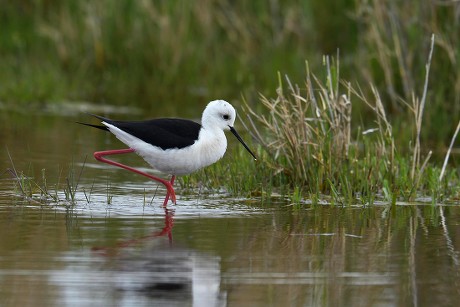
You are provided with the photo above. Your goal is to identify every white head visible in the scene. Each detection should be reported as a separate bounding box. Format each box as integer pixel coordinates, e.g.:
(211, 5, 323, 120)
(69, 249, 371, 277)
(201, 99, 257, 160)
(201, 100, 236, 131)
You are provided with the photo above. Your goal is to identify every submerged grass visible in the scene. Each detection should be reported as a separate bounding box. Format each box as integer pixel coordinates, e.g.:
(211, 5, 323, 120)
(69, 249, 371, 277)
(4, 150, 88, 206)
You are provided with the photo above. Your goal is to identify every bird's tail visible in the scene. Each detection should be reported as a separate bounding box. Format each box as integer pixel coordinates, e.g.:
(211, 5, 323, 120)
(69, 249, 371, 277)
(76, 113, 110, 131)
(76, 122, 108, 131)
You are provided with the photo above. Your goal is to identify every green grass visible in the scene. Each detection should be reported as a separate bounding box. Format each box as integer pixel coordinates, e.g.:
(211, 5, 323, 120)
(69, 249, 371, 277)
(5, 150, 88, 206)
(183, 51, 460, 205)
(0, 1, 316, 111)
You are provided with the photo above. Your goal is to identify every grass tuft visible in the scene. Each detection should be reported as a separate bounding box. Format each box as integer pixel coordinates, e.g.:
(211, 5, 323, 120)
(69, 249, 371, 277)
(5, 150, 86, 206)
(237, 49, 459, 205)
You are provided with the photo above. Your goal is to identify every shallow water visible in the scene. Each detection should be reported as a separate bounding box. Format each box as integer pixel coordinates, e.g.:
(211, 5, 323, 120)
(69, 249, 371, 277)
(1, 107, 460, 306)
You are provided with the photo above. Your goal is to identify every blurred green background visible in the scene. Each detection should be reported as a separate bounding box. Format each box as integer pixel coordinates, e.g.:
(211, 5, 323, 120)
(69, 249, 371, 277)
(1, 0, 459, 146)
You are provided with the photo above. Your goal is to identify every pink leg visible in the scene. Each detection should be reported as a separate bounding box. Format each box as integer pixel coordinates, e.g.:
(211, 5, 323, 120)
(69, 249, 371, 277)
(162, 175, 176, 207)
(91, 207, 175, 255)
(94, 149, 176, 204)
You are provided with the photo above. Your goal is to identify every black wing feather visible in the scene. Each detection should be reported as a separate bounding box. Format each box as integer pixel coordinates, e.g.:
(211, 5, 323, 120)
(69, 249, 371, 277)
(84, 114, 202, 150)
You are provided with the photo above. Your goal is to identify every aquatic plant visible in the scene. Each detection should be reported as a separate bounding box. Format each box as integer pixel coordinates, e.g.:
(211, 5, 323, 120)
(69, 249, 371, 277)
(5, 150, 87, 206)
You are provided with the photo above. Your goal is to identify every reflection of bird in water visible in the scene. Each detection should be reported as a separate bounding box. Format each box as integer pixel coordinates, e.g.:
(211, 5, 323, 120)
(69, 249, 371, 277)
(114, 245, 225, 306)
(92, 208, 225, 306)
(91, 207, 175, 256)
(79, 100, 257, 206)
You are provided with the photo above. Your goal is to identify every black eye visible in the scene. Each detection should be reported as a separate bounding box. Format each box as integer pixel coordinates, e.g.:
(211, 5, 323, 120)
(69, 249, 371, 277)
(222, 114, 230, 120)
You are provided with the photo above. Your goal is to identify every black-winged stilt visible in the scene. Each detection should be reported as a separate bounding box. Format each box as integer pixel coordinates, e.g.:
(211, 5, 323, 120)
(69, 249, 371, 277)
(80, 100, 257, 206)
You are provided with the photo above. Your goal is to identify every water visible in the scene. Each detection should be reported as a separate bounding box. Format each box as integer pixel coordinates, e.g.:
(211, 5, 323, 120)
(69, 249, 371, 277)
(1, 106, 460, 306)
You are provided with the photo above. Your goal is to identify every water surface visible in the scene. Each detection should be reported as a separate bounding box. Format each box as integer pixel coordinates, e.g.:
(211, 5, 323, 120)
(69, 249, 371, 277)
(1, 107, 460, 306)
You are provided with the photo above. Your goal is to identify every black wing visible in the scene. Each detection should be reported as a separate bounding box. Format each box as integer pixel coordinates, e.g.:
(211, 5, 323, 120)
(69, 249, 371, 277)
(88, 114, 202, 150)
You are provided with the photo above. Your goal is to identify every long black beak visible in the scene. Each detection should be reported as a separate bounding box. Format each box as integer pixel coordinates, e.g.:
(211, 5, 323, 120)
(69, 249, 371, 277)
(229, 126, 257, 160)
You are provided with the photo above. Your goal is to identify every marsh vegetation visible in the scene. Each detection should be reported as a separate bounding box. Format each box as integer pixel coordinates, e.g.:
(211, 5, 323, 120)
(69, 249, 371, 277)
(1, 1, 459, 204)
